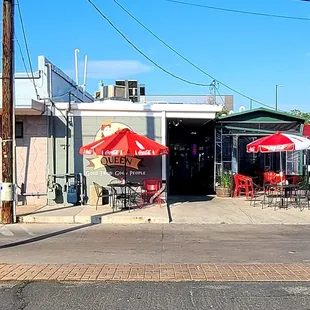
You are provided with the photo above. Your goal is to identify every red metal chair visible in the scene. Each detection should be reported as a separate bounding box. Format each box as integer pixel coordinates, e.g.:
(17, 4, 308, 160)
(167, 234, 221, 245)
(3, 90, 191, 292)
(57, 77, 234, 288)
(263, 172, 278, 185)
(263, 171, 286, 184)
(142, 178, 162, 206)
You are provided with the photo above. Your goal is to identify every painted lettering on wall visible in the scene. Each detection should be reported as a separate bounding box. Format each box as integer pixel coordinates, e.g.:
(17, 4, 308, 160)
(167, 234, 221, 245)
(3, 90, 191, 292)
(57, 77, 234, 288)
(85, 170, 146, 177)
(86, 156, 142, 170)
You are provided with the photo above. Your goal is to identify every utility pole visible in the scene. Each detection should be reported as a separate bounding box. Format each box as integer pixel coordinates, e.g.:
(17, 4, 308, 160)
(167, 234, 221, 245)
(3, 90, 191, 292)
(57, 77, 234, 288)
(1, 0, 15, 224)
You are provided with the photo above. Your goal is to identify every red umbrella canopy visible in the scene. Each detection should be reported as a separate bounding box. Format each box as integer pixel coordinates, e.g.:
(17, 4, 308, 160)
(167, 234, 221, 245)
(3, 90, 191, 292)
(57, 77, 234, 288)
(80, 128, 169, 156)
(246, 131, 310, 153)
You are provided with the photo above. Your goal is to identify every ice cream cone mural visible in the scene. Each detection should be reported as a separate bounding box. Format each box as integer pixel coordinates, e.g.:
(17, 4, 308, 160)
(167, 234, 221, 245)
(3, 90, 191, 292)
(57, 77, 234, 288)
(86, 120, 142, 171)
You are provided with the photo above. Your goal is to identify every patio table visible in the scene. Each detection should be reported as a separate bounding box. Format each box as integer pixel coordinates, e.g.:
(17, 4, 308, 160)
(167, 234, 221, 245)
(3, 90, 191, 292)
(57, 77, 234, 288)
(263, 183, 300, 209)
(108, 182, 143, 210)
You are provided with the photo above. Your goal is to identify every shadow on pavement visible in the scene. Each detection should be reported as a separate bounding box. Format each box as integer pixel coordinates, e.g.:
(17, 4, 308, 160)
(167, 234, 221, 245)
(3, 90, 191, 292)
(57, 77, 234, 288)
(0, 223, 94, 249)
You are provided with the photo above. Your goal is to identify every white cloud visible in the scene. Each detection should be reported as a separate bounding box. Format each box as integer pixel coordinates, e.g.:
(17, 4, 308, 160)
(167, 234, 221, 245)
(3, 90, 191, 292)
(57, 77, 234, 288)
(71, 60, 152, 79)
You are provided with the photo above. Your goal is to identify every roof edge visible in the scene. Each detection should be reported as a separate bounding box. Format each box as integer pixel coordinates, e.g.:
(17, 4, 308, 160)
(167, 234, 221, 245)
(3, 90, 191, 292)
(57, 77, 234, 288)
(217, 107, 306, 121)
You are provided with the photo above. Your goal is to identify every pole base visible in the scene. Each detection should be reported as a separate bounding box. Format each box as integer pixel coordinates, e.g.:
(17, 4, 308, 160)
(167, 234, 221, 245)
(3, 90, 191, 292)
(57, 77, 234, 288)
(1, 201, 14, 224)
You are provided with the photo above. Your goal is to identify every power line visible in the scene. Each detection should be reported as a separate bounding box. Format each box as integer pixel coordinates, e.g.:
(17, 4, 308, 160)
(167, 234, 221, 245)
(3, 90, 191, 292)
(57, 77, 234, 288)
(87, 0, 212, 87)
(16, 0, 39, 99)
(15, 34, 30, 75)
(215, 85, 225, 106)
(112, 0, 274, 109)
(165, 0, 310, 21)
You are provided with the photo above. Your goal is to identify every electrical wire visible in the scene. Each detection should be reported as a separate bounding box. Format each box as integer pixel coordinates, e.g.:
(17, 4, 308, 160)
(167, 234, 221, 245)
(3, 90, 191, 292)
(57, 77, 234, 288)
(53, 89, 76, 100)
(16, 0, 40, 99)
(165, 0, 310, 21)
(215, 86, 226, 106)
(87, 0, 212, 87)
(112, 0, 274, 109)
(15, 34, 30, 77)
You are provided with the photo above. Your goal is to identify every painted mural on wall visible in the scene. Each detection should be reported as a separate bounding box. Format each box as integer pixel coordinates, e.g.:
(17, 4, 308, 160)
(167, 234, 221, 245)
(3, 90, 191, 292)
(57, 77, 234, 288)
(85, 120, 146, 178)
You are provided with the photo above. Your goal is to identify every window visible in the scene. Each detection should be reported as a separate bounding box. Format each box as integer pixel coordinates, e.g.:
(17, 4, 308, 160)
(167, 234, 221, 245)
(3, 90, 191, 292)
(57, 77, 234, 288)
(15, 121, 23, 139)
(0, 121, 23, 138)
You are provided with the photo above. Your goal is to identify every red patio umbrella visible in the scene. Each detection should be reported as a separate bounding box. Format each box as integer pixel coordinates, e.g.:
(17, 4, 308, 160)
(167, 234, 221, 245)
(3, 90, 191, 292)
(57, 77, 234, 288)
(246, 131, 310, 153)
(80, 128, 169, 157)
(247, 131, 310, 184)
(80, 128, 169, 208)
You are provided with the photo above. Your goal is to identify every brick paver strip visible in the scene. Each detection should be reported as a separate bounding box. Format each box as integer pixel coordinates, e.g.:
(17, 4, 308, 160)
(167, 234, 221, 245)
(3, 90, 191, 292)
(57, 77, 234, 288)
(0, 264, 309, 282)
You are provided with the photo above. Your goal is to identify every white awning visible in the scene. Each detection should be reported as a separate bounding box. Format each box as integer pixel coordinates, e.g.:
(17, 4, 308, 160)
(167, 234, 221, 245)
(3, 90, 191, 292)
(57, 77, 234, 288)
(0, 99, 45, 115)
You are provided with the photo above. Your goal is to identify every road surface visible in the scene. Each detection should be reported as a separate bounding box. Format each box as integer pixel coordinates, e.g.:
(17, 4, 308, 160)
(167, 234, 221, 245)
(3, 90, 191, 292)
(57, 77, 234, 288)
(1, 281, 310, 310)
(0, 223, 310, 264)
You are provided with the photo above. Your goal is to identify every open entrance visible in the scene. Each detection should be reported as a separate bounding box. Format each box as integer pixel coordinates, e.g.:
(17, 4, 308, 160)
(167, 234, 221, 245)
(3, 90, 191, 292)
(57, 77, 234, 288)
(167, 119, 215, 195)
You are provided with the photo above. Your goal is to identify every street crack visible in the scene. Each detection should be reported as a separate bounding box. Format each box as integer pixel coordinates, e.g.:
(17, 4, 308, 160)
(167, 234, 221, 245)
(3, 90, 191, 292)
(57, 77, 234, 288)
(13, 282, 31, 310)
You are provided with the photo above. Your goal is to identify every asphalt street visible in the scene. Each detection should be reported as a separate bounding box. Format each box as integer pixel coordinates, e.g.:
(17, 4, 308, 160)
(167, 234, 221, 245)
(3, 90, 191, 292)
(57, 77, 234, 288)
(1, 281, 310, 310)
(0, 223, 310, 264)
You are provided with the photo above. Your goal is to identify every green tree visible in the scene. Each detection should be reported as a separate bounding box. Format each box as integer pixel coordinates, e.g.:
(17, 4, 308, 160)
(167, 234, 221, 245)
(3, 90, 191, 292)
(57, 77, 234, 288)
(216, 107, 228, 117)
(290, 109, 310, 124)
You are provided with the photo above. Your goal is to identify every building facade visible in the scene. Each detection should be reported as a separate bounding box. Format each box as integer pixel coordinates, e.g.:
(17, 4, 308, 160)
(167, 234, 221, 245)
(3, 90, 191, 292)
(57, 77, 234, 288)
(49, 101, 222, 203)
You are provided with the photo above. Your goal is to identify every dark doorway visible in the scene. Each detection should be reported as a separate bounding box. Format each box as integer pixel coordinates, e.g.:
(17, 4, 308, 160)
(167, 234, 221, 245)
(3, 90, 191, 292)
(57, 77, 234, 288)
(167, 119, 215, 195)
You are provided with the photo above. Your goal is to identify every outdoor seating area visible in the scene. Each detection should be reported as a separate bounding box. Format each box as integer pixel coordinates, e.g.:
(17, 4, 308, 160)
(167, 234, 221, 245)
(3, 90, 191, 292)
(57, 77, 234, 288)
(230, 131, 310, 211)
(94, 178, 166, 211)
(233, 172, 310, 210)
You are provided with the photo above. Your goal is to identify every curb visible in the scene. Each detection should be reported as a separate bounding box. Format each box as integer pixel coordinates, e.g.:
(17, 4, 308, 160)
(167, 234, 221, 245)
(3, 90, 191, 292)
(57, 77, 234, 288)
(17, 215, 169, 224)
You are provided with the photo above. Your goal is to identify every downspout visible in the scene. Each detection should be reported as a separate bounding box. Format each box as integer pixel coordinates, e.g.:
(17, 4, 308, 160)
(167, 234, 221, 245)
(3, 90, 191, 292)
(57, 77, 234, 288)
(65, 92, 71, 184)
(47, 63, 56, 182)
(13, 78, 16, 222)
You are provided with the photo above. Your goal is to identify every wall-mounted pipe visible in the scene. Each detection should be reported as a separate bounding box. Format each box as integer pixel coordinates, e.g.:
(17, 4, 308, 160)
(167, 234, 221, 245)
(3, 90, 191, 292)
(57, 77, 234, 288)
(65, 93, 71, 183)
(21, 192, 47, 197)
(46, 63, 56, 183)
(48, 173, 75, 178)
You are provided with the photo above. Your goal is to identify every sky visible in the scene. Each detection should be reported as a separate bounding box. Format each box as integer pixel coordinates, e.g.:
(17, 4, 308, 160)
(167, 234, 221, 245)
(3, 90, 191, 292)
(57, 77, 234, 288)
(4, 0, 310, 111)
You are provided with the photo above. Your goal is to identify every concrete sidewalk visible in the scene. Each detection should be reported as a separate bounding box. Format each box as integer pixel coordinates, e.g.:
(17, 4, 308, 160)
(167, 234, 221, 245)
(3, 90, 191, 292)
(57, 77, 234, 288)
(0, 263, 310, 282)
(16, 196, 310, 225)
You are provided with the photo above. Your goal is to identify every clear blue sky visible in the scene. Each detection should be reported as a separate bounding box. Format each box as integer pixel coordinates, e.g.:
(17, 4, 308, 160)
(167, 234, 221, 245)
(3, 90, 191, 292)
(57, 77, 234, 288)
(7, 0, 310, 111)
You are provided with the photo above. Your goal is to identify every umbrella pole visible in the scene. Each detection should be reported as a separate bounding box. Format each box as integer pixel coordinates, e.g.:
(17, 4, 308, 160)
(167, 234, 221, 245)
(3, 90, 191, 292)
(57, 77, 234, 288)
(280, 151, 283, 182)
(280, 151, 284, 207)
(124, 156, 127, 209)
(306, 151, 309, 194)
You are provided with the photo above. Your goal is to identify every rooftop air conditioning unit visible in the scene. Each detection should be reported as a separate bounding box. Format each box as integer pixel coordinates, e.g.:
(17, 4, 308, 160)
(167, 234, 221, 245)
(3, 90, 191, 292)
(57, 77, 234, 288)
(103, 85, 126, 99)
(114, 85, 126, 98)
